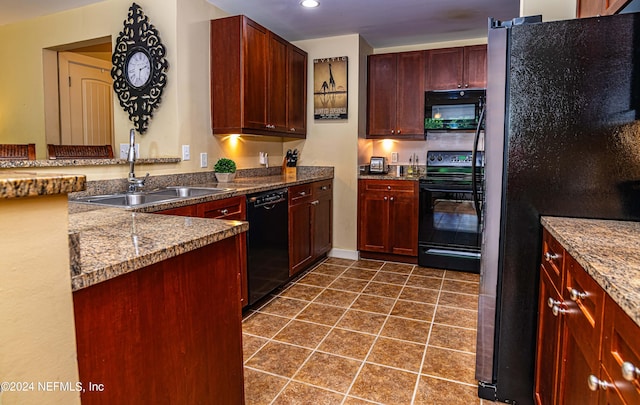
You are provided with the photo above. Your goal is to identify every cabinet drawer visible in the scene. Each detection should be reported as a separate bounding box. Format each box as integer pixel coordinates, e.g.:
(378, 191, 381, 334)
(360, 179, 416, 194)
(313, 180, 332, 197)
(542, 229, 564, 292)
(197, 196, 246, 220)
(289, 183, 313, 204)
(156, 205, 197, 217)
(602, 295, 640, 405)
(564, 254, 604, 356)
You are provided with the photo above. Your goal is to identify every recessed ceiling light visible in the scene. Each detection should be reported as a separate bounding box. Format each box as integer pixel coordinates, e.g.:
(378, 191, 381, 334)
(300, 0, 319, 8)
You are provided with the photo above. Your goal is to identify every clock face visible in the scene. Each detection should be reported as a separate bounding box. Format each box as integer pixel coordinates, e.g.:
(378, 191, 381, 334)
(126, 51, 151, 88)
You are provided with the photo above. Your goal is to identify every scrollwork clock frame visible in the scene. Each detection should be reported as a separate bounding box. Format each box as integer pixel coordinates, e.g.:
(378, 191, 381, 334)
(111, 3, 168, 134)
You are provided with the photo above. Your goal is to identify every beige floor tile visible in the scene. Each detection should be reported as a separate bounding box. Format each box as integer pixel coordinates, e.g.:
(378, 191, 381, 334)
(348, 363, 418, 404)
(380, 262, 414, 274)
(324, 257, 355, 267)
(295, 303, 347, 326)
(367, 336, 425, 372)
(391, 300, 436, 322)
(421, 346, 477, 384)
(428, 323, 477, 353)
(351, 259, 384, 270)
(312, 263, 349, 276)
(258, 296, 309, 317)
(444, 270, 481, 282)
(406, 274, 444, 290)
(328, 276, 369, 293)
(335, 309, 388, 334)
(298, 272, 337, 288)
(372, 271, 410, 285)
(245, 341, 311, 377)
(350, 295, 395, 315)
(413, 375, 481, 405)
(279, 284, 324, 301)
(314, 288, 359, 307)
(343, 397, 374, 404)
(244, 368, 288, 405)
(439, 291, 479, 310)
(293, 352, 361, 393)
(412, 266, 445, 278)
(442, 279, 479, 295)
(362, 281, 403, 299)
(242, 333, 268, 362)
(342, 267, 378, 281)
(272, 320, 332, 348)
(273, 381, 344, 405)
(319, 328, 376, 360)
(399, 286, 440, 304)
(242, 312, 291, 339)
(434, 306, 478, 329)
(380, 316, 431, 343)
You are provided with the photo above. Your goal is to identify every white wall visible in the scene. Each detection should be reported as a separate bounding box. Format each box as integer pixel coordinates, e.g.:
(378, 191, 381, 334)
(521, 0, 577, 21)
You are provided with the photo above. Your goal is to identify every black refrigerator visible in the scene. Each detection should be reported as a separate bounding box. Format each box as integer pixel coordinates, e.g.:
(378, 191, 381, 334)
(476, 13, 640, 404)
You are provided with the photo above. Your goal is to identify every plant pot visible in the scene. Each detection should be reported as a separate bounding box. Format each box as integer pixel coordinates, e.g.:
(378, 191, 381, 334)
(214, 172, 236, 183)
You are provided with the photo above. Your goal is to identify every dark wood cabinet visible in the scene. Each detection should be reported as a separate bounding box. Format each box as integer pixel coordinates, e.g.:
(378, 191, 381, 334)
(288, 180, 333, 277)
(210, 15, 307, 138)
(535, 228, 640, 405)
(367, 51, 425, 139)
(156, 196, 248, 307)
(74, 236, 245, 404)
(577, 0, 629, 17)
(357, 179, 418, 260)
(426, 45, 487, 90)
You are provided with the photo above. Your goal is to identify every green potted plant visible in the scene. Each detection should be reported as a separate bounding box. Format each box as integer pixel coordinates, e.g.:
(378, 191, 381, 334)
(213, 157, 237, 182)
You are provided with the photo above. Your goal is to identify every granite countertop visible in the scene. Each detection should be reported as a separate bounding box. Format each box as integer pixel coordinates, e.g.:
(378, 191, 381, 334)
(69, 208, 248, 291)
(0, 157, 180, 169)
(0, 171, 86, 198)
(541, 216, 640, 327)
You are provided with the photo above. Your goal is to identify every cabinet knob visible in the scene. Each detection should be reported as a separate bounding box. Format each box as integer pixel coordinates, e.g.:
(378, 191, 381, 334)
(552, 304, 567, 317)
(391, 130, 395, 134)
(321, 186, 328, 191)
(465, 84, 469, 88)
(457, 84, 462, 88)
(390, 196, 394, 201)
(587, 375, 611, 391)
(384, 196, 388, 201)
(397, 129, 401, 134)
(387, 186, 391, 190)
(299, 191, 306, 196)
(544, 252, 559, 262)
(220, 209, 229, 215)
(290, 128, 296, 132)
(311, 200, 319, 205)
(547, 297, 561, 308)
(622, 362, 640, 382)
(569, 288, 587, 301)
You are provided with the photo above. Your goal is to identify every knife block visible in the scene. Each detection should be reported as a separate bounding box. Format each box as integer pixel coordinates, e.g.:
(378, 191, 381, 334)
(283, 159, 297, 181)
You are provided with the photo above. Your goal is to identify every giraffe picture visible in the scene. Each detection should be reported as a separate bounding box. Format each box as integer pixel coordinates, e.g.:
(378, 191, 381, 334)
(313, 56, 348, 120)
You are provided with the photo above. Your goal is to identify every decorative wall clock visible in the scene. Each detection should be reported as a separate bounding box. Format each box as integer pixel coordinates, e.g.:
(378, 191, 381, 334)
(111, 3, 168, 134)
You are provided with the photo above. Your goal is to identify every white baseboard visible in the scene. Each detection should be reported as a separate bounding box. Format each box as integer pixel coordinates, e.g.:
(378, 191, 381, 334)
(328, 248, 359, 260)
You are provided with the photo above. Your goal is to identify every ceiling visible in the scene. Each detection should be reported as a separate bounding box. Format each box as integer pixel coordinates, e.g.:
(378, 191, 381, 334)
(0, 0, 521, 48)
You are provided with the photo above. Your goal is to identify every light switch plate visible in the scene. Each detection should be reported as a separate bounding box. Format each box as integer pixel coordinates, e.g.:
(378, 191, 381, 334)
(200, 152, 208, 168)
(391, 152, 399, 163)
(119, 144, 139, 159)
(182, 145, 190, 161)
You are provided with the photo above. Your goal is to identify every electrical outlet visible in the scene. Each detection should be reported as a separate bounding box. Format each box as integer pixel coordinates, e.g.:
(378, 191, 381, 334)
(182, 145, 190, 161)
(119, 144, 139, 159)
(200, 152, 208, 168)
(391, 152, 399, 163)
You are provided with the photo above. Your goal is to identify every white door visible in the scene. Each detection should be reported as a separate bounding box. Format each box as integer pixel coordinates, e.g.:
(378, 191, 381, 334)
(58, 52, 114, 146)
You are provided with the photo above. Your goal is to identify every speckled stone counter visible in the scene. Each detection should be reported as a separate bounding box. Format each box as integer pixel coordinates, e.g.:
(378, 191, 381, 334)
(0, 171, 86, 198)
(69, 208, 248, 291)
(0, 157, 180, 168)
(541, 216, 640, 327)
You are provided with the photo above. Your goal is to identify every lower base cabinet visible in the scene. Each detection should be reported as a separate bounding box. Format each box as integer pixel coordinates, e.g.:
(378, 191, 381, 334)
(73, 236, 245, 404)
(535, 228, 640, 405)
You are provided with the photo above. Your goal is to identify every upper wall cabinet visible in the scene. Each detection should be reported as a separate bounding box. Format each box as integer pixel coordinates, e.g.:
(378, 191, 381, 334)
(367, 51, 425, 139)
(210, 15, 307, 138)
(426, 45, 487, 90)
(577, 0, 629, 17)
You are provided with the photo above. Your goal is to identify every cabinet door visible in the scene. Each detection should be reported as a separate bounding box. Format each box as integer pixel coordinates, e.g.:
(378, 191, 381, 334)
(426, 47, 464, 90)
(599, 366, 628, 405)
(558, 322, 600, 405)
(396, 51, 426, 137)
(313, 184, 332, 257)
(243, 18, 268, 130)
(535, 266, 563, 405)
(463, 45, 487, 89)
(358, 191, 389, 252)
(388, 186, 418, 256)
(268, 33, 288, 133)
(289, 200, 313, 276)
(367, 53, 398, 137)
(577, 0, 605, 17)
(287, 44, 307, 136)
(604, 0, 629, 15)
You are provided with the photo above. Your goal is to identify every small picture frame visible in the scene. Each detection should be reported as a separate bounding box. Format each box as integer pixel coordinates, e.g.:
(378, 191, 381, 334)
(313, 56, 348, 120)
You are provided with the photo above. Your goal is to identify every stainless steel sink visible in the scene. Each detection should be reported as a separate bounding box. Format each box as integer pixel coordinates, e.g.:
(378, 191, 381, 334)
(72, 186, 232, 208)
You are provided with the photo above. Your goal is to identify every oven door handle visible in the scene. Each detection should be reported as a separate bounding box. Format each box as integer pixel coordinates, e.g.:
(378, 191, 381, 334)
(471, 104, 486, 220)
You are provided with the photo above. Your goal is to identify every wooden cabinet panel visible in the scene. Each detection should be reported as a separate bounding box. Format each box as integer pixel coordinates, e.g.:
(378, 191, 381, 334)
(426, 46, 486, 90)
(542, 228, 565, 292)
(211, 15, 307, 138)
(312, 181, 333, 257)
(577, 0, 604, 17)
(558, 322, 601, 405)
(197, 196, 246, 220)
(464, 45, 488, 89)
(358, 179, 417, 257)
(367, 51, 424, 139)
(156, 205, 197, 217)
(74, 237, 245, 404)
(289, 199, 313, 276)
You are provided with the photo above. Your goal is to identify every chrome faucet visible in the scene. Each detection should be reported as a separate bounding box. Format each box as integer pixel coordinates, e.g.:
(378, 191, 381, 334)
(127, 128, 149, 193)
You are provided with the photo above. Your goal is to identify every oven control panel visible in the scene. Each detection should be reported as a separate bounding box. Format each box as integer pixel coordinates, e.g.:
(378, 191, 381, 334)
(426, 151, 484, 167)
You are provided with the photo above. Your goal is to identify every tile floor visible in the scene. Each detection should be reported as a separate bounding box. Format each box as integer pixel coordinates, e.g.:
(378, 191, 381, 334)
(242, 257, 495, 405)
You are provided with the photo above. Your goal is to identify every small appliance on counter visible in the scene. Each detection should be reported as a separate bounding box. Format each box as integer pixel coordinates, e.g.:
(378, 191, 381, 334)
(368, 156, 387, 174)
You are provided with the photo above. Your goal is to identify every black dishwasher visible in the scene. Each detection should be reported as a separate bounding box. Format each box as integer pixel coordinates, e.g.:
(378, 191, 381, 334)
(246, 188, 289, 305)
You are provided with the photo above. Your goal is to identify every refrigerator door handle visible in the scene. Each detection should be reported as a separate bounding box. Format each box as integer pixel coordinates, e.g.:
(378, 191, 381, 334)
(472, 104, 486, 220)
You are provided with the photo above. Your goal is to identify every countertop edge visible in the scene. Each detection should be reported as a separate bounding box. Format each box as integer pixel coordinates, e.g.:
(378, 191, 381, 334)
(0, 172, 86, 198)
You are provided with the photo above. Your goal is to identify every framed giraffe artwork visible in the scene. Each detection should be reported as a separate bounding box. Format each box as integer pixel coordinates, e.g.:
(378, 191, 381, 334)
(313, 56, 348, 120)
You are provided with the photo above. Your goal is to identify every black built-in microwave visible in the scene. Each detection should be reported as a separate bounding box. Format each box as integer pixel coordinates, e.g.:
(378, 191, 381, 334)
(424, 89, 485, 132)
